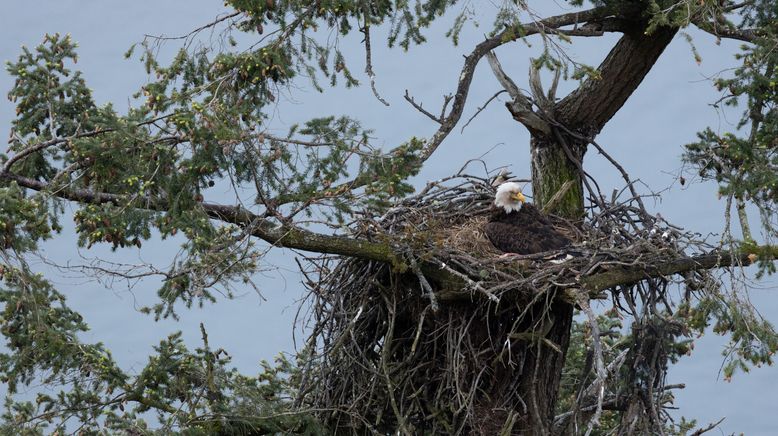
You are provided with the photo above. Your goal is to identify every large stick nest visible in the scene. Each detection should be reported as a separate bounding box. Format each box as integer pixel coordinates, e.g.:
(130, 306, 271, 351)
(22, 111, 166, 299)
(298, 171, 718, 434)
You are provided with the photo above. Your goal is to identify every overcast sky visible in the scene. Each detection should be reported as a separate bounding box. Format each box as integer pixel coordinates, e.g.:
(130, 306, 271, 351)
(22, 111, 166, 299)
(2, 1, 777, 434)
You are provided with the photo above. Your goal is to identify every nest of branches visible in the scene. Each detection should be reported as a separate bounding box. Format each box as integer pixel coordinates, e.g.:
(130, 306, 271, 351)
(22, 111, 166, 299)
(298, 169, 720, 434)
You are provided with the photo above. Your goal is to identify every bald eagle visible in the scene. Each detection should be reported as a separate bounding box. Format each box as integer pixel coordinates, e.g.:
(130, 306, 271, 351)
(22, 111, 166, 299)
(484, 182, 572, 256)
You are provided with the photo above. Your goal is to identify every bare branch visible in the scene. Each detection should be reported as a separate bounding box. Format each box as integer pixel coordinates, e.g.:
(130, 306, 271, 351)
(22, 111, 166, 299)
(541, 180, 575, 214)
(736, 198, 754, 242)
(693, 21, 757, 42)
(361, 19, 390, 107)
(414, 6, 612, 160)
(690, 418, 726, 436)
(485, 51, 521, 98)
(404, 90, 444, 124)
(576, 293, 608, 435)
(144, 11, 241, 42)
(486, 51, 551, 135)
(461, 90, 506, 133)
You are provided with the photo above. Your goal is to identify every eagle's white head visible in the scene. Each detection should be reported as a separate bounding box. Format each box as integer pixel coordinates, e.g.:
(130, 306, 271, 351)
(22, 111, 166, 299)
(494, 182, 526, 213)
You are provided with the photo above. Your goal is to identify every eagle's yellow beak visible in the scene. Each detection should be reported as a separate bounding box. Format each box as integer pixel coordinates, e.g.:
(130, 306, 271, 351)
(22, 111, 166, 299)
(512, 192, 526, 203)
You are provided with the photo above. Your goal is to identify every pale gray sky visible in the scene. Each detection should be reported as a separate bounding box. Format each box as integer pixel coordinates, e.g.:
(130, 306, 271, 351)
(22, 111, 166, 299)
(2, 1, 777, 434)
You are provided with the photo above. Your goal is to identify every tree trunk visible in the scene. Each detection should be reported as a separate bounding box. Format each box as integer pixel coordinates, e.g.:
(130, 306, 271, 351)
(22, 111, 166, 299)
(482, 19, 677, 434)
(531, 136, 587, 220)
(510, 133, 585, 434)
(516, 295, 576, 434)
(471, 131, 586, 435)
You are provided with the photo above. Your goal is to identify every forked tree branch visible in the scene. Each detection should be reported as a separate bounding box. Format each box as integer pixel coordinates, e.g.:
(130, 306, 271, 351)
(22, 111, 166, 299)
(416, 6, 613, 160)
(270, 7, 618, 209)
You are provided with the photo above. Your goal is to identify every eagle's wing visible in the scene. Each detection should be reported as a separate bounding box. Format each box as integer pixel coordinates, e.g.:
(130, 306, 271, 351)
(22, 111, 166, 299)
(484, 221, 571, 255)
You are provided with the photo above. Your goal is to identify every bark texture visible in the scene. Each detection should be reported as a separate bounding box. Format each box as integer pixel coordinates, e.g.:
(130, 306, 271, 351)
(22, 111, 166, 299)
(492, 20, 679, 435)
(557, 25, 678, 133)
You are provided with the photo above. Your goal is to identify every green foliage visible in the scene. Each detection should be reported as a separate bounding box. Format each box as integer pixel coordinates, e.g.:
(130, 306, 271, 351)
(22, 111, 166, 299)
(5, 33, 96, 180)
(0, 184, 59, 252)
(685, 2, 778, 246)
(680, 292, 778, 381)
(1, 0, 778, 433)
(6, 33, 96, 139)
(143, 223, 259, 320)
(0, 308, 321, 434)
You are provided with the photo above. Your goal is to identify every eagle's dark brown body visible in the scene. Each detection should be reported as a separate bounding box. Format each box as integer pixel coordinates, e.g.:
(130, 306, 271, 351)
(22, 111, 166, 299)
(484, 203, 571, 254)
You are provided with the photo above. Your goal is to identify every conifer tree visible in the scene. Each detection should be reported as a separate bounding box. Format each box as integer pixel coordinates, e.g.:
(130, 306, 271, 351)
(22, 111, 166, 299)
(1, 1, 777, 434)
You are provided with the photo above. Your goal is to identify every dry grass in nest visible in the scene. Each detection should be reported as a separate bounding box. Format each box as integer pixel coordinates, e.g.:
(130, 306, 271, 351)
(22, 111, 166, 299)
(434, 214, 501, 257)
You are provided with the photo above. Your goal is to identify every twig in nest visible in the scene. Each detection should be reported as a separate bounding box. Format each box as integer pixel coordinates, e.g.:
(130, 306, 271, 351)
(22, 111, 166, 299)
(408, 255, 440, 311)
(434, 258, 500, 303)
(380, 294, 411, 434)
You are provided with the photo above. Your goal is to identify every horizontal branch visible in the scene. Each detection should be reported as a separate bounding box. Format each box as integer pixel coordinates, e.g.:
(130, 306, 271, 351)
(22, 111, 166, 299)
(578, 248, 777, 293)
(436, 247, 776, 303)
(693, 21, 757, 42)
(0, 172, 399, 265)
(3, 170, 776, 305)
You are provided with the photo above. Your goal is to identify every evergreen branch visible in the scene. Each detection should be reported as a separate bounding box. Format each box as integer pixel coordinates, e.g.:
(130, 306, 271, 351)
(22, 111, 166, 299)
(2, 128, 114, 174)
(0, 171, 398, 265)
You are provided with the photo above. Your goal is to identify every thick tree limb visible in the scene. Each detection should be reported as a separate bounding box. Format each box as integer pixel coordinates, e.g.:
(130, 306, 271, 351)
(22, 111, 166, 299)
(486, 51, 551, 135)
(3, 170, 775, 305)
(0, 172, 398, 264)
(556, 25, 678, 133)
(577, 248, 775, 292)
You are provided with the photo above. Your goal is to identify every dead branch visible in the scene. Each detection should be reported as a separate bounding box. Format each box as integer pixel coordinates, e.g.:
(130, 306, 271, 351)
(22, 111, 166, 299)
(486, 51, 551, 135)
